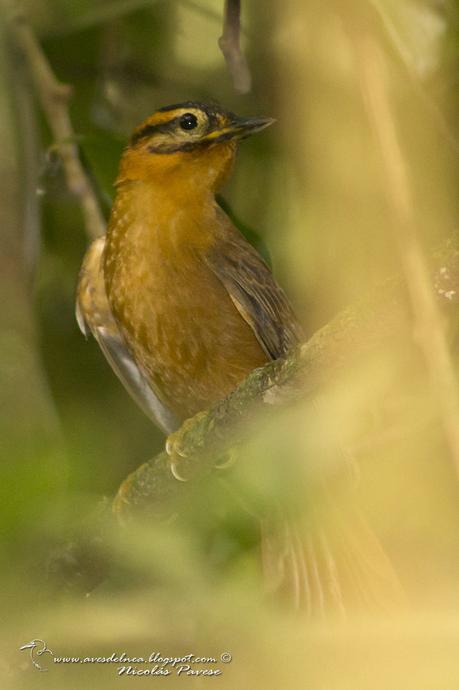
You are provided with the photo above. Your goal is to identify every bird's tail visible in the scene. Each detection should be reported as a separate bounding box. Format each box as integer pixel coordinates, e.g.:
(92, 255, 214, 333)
(260, 493, 404, 616)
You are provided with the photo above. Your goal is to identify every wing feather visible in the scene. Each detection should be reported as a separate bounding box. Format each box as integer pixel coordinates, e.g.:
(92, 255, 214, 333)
(76, 237, 179, 433)
(205, 212, 303, 360)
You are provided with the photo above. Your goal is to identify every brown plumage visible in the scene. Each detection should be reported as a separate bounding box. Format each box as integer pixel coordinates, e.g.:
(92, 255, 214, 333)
(76, 102, 403, 614)
(77, 102, 302, 429)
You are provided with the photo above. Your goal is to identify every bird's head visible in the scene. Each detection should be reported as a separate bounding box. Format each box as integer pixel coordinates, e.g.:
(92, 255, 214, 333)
(19, 640, 37, 650)
(117, 102, 274, 194)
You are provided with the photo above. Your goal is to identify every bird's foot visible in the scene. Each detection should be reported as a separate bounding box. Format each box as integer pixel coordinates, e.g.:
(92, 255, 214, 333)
(165, 410, 209, 482)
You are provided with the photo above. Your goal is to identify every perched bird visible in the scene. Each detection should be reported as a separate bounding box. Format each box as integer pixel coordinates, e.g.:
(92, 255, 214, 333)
(77, 102, 403, 612)
(77, 102, 302, 436)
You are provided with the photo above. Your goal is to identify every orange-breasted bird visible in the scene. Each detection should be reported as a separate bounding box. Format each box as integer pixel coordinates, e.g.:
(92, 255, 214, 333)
(77, 102, 302, 436)
(76, 102, 403, 612)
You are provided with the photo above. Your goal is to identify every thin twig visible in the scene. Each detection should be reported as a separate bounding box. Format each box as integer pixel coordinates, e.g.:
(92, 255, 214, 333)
(357, 35, 459, 481)
(5, 2, 105, 240)
(219, 0, 251, 94)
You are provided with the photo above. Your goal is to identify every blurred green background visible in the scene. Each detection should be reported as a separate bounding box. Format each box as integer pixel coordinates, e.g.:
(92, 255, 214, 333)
(1, 1, 459, 688)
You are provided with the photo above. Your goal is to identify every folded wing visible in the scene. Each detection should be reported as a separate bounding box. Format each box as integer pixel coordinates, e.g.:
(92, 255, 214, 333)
(76, 237, 179, 434)
(205, 212, 303, 361)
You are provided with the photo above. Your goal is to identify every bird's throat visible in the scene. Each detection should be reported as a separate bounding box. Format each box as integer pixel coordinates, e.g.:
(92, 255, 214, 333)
(103, 178, 219, 354)
(107, 179, 216, 261)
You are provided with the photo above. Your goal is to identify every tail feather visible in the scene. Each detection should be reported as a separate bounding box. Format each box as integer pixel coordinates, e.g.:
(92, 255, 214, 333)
(261, 498, 404, 616)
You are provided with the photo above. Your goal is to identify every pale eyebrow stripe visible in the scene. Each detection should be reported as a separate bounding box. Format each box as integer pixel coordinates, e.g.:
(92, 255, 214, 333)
(130, 117, 181, 146)
(130, 107, 229, 149)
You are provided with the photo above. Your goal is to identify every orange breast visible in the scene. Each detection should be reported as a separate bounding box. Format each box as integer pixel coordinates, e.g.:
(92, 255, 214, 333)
(104, 184, 267, 421)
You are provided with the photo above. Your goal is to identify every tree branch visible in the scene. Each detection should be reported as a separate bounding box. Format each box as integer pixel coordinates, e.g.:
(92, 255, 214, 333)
(4, 1, 105, 241)
(218, 0, 251, 94)
(111, 281, 408, 519)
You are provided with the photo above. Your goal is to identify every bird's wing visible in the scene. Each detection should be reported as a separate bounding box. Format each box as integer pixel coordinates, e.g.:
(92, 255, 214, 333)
(205, 213, 303, 360)
(76, 236, 179, 433)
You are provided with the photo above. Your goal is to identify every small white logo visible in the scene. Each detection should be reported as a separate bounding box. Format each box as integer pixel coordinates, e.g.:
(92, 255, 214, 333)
(19, 639, 54, 672)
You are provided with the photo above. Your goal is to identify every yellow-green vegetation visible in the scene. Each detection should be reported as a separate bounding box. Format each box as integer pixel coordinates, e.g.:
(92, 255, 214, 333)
(1, 1, 459, 689)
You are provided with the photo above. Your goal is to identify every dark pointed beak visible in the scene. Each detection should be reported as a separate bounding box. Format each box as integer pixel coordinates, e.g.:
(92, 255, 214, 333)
(202, 114, 275, 145)
(229, 115, 276, 139)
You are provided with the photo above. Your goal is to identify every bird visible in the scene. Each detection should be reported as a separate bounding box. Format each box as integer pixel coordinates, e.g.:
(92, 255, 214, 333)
(76, 102, 403, 613)
(76, 102, 302, 439)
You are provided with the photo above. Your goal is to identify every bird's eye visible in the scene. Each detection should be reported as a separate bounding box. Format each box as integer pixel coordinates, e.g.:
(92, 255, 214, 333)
(179, 113, 198, 131)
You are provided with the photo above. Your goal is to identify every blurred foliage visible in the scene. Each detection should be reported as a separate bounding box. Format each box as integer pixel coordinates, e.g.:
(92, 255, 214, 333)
(1, 0, 459, 688)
